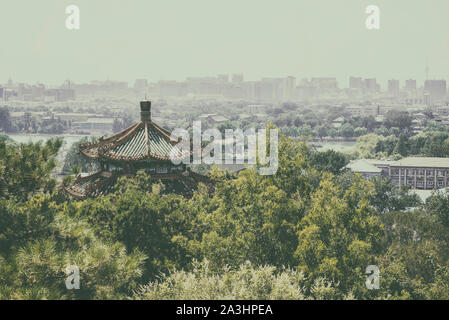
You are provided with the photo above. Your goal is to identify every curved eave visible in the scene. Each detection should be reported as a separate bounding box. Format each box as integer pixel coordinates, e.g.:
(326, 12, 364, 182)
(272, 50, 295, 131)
(79, 148, 100, 159)
(64, 186, 87, 199)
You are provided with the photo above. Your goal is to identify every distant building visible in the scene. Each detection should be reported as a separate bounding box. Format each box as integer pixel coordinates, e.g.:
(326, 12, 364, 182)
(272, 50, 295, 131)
(45, 88, 75, 101)
(424, 80, 447, 102)
(347, 157, 449, 190)
(232, 74, 244, 84)
(310, 77, 338, 90)
(389, 157, 449, 189)
(349, 77, 364, 89)
(133, 79, 149, 94)
(217, 74, 229, 83)
(345, 159, 385, 178)
(73, 118, 115, 134)
(364, 78, 378, 93)
(405, 79, 417, 90)
(206, 114, 229, 124)
(388, 79, 400, 97)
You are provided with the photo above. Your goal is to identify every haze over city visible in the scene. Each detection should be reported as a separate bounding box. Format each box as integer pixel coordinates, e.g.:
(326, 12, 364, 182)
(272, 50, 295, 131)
(1, 0, 449, 85)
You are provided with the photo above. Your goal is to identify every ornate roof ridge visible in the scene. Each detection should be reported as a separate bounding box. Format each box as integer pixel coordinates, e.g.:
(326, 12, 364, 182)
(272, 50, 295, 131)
(99, 122, 143, 159)
(80, 122, 141, 159)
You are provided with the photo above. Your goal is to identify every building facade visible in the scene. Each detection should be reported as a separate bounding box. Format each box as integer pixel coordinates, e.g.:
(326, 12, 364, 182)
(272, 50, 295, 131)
(346, 157, 449, 190)
(388, 157, 449, 189)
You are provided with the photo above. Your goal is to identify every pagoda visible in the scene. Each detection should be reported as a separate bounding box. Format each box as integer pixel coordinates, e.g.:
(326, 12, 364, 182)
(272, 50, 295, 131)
(65, 101, 211, 199)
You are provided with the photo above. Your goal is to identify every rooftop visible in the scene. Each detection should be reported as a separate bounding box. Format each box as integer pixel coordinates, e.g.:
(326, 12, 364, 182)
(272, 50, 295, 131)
(79, 101, 185, 162)
(390, 157, 449, 168)
(345, 159, 382, 173)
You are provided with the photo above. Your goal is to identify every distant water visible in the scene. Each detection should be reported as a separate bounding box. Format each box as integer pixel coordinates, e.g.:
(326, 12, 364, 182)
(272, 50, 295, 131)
(314, 141, 357, 152)
(6, 134, 91, 176)
(6, 133, 90, 149)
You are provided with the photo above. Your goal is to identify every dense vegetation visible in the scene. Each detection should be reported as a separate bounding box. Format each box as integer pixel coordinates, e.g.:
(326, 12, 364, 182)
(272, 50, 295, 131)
(1, 134, 449, 299)
(352, 132, 449, 159)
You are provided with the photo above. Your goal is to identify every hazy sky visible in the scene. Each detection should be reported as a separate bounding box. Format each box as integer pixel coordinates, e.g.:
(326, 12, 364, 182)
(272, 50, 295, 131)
(1, 0, 449, 87)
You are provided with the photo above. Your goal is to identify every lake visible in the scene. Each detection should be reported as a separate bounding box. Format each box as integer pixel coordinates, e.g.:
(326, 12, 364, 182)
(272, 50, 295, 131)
(314, 141, 357, 153)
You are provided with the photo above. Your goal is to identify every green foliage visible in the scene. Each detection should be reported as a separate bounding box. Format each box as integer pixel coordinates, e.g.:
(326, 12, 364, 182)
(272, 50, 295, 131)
(295, 174, 383, 297)
(2, 134, 449, 300)
(426, 189, 449, 228)
(0, 138, 62, 202)
(134, 260, 348, 300)
(0, 195, 146, 299)
(353, 132, 449, 159)
(309, 149, 349, 175)
(62, 137, 99, 174)
(369, 176, 421, 214)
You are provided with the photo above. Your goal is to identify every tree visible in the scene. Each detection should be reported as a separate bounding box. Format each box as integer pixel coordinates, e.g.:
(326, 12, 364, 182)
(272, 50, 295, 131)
(309, 150, 349, 175)
(384, 110, 412, 130)
(295, 174, 384, 297)
(426, 190, 449, 228)
(0, 195, 146, 299)
(0, 138, 62, 202)
(368, 175, 420, 214)
(354, 127, 368, 137)
(62, 137, 99, 174)
(0, 107, 12, 132)
(393, 134, 408, 157)
(339, 123, 354, 138)
(134, 259, 344, 300)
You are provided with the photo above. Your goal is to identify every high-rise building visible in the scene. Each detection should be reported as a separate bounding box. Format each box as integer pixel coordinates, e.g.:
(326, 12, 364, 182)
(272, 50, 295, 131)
(405, 79, 417, 90)
(388, 79, 400, 96)
(217, 74, 229, 83)
(232, 74, 244, 84)
(283, 76, 296, 101)
(349, 77, 364, 89)
(424, 80, 446, 101)
(364, 78, 378, 93)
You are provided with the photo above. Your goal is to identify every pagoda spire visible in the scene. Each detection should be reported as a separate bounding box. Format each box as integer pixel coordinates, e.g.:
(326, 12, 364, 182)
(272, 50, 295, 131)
(140, 100, 151, 122)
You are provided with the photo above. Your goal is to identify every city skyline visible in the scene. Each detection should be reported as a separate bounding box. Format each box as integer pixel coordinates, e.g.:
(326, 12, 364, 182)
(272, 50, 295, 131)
(1, 0, 449, 85)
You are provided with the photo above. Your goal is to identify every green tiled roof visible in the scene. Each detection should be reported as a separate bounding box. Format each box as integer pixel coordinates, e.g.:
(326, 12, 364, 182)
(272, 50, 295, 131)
(390, 157, 449, 168)
(80, 121, 185, 161)
(64, 171, 116, 199)
(65, 170, 213, 199)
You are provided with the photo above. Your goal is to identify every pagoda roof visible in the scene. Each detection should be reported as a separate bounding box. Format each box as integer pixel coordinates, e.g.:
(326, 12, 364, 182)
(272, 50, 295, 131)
(64, 170, 213, 199)
(64, 171, 116, 199)
(79, 121, 185, 162)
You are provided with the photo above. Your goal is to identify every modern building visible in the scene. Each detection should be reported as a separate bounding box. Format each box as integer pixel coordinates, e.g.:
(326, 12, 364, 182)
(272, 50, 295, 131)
(388, 79, 400, 97)
(346, 157, 449, 190)
(405, 79, 417, 90)
(424, 80, 447, 102)
(364, 78, 379, 93)
(349, 77, 364, 89)
(389, 157, 449, 189)
(232, 74, 244, 84)
(345, 159, 392, 179)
